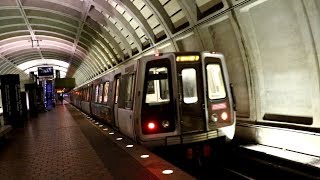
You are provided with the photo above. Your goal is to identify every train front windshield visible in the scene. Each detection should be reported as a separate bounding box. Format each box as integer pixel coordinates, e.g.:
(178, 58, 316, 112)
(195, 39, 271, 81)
(145, 67, 170, 104)
(206, 64, 226, 100)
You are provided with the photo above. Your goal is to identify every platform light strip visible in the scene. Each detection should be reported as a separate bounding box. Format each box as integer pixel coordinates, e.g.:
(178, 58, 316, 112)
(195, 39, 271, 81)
(162, 170, 173, 175)
(140, 155, 149, 159)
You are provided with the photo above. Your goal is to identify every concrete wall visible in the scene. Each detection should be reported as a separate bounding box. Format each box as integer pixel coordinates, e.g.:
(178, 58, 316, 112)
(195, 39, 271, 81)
(236, 0, 320, 126)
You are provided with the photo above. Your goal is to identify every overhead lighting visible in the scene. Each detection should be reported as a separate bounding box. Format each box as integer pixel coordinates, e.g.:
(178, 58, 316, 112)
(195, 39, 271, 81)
(126, 145, 133, 148)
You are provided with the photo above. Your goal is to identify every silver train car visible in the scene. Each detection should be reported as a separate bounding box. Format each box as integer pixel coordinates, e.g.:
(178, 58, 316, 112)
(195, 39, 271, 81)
(70, 52, 236, 147)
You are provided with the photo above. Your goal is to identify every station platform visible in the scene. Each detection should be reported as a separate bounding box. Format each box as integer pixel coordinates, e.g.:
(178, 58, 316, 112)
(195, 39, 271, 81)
(0, 103, 194, 179)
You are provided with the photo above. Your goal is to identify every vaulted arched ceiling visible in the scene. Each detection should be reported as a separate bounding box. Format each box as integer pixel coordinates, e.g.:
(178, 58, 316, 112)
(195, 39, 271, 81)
(0, 0, 224, 85)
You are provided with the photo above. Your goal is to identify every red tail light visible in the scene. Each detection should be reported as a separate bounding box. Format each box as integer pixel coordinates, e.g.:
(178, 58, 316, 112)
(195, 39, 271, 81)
(221, 112, 228, 121)
(147, 122, 155, 130)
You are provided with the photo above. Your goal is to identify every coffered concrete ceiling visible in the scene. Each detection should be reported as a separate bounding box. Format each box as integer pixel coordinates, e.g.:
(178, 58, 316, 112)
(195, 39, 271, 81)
(0, 0, 222, 84)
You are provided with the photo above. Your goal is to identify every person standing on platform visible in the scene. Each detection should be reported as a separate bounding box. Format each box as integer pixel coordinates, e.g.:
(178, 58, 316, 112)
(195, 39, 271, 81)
(58, 94, 63, 105)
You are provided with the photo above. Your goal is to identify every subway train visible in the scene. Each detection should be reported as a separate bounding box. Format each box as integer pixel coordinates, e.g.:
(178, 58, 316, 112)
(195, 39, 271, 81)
(70, 51, 236, 147)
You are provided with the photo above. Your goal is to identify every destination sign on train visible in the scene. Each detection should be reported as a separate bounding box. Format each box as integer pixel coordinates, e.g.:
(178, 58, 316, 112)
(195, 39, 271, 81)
(176, 55, 199, 62)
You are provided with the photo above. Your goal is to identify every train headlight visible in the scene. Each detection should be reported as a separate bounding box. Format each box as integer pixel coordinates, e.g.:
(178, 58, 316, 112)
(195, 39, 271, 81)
(221, 112, 228, 121)
(162, 120, 170, 128)
(211, 113, 218, 122)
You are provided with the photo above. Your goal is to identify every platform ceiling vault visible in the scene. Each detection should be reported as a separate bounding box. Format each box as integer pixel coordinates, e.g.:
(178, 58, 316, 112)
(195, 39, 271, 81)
(0, 0, 221, 84)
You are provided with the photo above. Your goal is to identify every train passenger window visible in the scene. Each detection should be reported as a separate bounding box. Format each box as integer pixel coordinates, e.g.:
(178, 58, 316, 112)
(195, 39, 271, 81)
(182, 68, 198, 104)
(95, 85, 99, 102)
(99, 84, 103, 103)
(206, 64, 226, 99)
(86, 87, 90, 101)
(145, 67, 170, 104)
(115, 78, 120, 104)
(125, 74, 135, 109)
(103, 82, 109, 103)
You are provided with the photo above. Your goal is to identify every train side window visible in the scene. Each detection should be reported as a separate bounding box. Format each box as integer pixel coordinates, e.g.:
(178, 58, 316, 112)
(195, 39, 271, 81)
(99, 84, 103, 103)
(95, 85, 99, 102)
(103, 82, 109, 103)
(115, 78, 120, 104)
(85, 88, 87, 101)
(206, 64, 226, 99)
(182, 68, 198, 104)
(125, 74, 135, 109)
(82, 89, 85, 101)
(145, 67, 170, 104)
(86, 87, 90, 101)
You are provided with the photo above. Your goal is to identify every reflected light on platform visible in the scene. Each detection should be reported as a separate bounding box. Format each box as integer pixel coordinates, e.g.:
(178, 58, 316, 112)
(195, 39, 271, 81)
(140, 155, 149, 159)
(256, 128, 320, 158)
(244, 144, 320, 167)
(162, 170, 173, 175)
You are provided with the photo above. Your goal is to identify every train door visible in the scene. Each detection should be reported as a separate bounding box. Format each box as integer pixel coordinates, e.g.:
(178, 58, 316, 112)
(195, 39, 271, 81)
(113, 74, 121, 128)
(202, 53, 233, 130)
(176, 56, 206, 134)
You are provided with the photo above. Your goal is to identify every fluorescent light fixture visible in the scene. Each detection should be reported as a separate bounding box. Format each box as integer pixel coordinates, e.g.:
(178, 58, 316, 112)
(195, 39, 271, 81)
(18, 59, 69, 70)
(116, 138, 122, 141)
(126, 145, 133, 148)
(17, 59, 70, 78)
